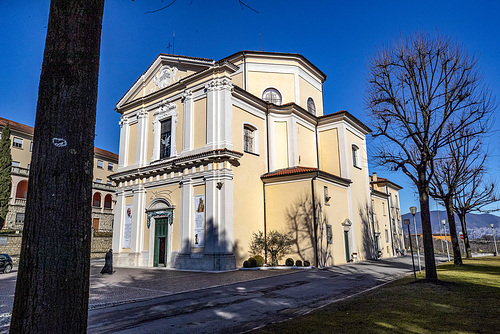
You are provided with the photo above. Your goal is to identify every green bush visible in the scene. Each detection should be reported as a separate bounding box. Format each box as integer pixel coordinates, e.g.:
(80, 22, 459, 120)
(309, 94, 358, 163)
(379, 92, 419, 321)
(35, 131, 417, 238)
(304, 260, 311, 267)
(243, 260, 251, 268)
(248, 257, 257, 267)
(295, 260, 303, 267)
(285, 258, 294, 266)
(253, 255, 264, 267)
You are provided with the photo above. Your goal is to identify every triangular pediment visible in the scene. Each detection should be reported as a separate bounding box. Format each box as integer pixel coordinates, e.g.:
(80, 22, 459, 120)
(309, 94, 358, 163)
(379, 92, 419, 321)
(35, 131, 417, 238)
(117, 54, 215, 109)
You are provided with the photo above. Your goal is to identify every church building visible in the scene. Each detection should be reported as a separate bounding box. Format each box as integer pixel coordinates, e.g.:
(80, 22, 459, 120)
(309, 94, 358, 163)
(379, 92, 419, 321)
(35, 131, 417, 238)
(111, 51, 403, 270)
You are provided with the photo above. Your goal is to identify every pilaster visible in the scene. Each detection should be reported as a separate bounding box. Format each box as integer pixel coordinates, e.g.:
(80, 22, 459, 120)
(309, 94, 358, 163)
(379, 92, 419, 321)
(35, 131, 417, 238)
(218, 78, 233, 150)
(206, 80, 218, 149)
(118, 117, 129, 168)
(130, 187, 146, 253)
(112, 191, 125, 251)
(182, 90, 194, 153)
(135, 108, 149, 166)
(179, 178, 193, 254)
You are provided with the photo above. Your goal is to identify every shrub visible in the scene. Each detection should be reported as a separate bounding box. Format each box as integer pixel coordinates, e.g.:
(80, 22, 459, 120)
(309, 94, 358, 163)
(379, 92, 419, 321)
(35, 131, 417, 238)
(295, 260, 303, 267)
(253, 255, 264, 267)
(285, 258, 294, 266)
(243, 260, 251, 268)
(304, 260, 311, 267)
(249, 230, 293, 266)
(248, 257, 257, 268)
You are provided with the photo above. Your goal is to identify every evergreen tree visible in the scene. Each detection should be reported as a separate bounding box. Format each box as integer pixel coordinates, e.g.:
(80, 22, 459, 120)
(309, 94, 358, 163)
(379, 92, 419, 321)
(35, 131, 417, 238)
(0, 123, 12, 229)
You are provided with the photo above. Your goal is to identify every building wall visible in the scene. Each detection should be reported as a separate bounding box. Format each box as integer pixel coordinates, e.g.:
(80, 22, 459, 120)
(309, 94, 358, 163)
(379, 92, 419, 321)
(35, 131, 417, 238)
(319, 128, 341, 176)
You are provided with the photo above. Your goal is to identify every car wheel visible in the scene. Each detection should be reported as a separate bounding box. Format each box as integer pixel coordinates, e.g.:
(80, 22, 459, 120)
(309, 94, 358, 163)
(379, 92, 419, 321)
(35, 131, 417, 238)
(4, 264, 12, 274)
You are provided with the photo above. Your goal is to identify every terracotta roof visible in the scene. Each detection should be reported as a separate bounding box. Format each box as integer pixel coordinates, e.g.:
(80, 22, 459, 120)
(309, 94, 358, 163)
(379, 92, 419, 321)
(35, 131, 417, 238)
(94, 147, 119, 162)
(261, 166, 319, 178)
(0, 117, 34, 135)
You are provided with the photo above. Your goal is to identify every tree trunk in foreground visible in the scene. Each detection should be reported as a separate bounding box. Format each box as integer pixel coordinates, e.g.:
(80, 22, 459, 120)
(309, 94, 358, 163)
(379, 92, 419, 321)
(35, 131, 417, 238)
(444, 197, 462, 265)
(418, 183, 438, 281)
(458, 212, 473, 259)
(10, 1, 104, 333)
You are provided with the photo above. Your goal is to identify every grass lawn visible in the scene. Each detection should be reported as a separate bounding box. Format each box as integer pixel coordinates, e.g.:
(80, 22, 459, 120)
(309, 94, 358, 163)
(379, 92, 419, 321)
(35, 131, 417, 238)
(252, 257, 500, 334)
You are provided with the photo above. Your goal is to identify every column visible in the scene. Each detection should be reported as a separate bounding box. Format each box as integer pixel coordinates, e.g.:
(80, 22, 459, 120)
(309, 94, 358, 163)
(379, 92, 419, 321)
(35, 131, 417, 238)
(204, 172, 218, 254)
(130, 186, 146, 254)
(218, 78, 233, 150)
(118, 117, 129, 168)
(218, 172, 234, 254)
(182, 90, 194, 153)
(112, 191, 125, 251)
(179, 178, 193, 254)
(135, 108, 149, 166)
(206, 80, 218, 149)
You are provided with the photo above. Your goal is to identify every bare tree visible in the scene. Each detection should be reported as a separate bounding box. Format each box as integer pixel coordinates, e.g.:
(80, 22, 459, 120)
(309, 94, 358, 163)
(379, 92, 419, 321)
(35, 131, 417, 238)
(10, 0, 104, 332)
(366, 32, 495, 281)
(454, 165, 499, 258)
(430, 126, 488, 265)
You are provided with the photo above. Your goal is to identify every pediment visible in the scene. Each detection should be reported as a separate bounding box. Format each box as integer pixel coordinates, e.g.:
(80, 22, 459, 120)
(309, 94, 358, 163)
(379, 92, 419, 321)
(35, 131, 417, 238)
(117, 54, 214, 109)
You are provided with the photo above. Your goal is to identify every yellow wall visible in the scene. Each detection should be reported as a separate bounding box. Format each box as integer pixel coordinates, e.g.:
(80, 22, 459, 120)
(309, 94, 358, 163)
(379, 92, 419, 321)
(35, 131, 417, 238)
(232, 105, 267, 266)
(319, 129, 341, 176)
(296, 123, 316, 167)
(9, 132, 32, 169)
(299, 76, 323, 116)
(232, 72, 243, 89)
(247, 72, 295, 105)
(274, 121, 288, 170)
(193, 98, 207, 149)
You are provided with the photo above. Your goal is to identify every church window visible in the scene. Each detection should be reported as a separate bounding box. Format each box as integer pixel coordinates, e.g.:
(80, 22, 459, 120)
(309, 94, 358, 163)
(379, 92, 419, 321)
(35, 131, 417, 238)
(352, 144, 360, 168)
(244, 125, 255, 153)
(160, 118, 172, 159)
(262, 88, 282, 105)
(307, 97, 316, 115)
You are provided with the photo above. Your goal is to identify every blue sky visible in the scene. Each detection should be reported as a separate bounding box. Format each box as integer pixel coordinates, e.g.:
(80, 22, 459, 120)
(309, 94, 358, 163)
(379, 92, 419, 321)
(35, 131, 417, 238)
(1, 0, 500, 216)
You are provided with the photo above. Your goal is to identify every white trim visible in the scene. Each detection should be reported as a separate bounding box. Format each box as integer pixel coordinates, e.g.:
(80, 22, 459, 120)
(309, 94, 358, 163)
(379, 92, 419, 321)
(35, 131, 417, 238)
(261, 86, 283, 105)
(152, 100, 178, 162)
(232, 98, 266, 120)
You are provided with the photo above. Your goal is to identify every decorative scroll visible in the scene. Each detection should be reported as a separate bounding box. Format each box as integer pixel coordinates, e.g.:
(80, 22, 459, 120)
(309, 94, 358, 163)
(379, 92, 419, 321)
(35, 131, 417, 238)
(147, 210, 173, 229)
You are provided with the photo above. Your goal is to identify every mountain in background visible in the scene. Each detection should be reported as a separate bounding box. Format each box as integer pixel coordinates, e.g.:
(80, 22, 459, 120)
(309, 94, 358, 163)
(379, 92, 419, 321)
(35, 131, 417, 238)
(400, 210, 500, 239)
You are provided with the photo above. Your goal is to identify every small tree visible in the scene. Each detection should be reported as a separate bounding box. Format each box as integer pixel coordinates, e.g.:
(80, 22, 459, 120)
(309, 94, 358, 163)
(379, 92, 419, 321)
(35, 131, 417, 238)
(0, 123, 12, 229)
(250, 230, 293, 266)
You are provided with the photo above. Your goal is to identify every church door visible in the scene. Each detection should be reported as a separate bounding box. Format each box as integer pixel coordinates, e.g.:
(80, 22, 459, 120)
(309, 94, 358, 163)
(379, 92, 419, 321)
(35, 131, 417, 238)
(154, 218, 169, 267)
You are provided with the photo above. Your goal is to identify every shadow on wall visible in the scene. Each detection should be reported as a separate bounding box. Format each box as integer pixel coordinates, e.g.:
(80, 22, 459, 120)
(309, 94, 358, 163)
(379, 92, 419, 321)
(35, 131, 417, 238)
(286, 192, 332, 267)
(177, 218, 241, 270)
(358, 202, 376, 260)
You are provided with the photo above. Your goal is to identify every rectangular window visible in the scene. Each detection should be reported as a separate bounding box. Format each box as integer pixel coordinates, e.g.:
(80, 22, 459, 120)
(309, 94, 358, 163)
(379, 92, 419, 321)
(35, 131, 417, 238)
(326, 225, 333, 244)
(97, 160, 104, 169)
(352, 145, 359, 167)
(244, 126, 255, 153)
(13, 137, 23, 148)
(160, 118, 172, 159)
(12, 161, 20, 167)
(30, 142, 33, 151)
(385, 229, 389, 242)
(108, 162, 114, 171)
(96, 178, 102, 183)
(16, 213, 25, 224)
(27, 164, 30, 169)
(107, 180, 113, 185)
(92, 218, 100, 231)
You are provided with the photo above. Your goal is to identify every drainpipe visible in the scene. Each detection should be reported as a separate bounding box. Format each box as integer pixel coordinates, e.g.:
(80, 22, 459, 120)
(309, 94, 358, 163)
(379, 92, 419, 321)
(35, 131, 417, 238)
(262, 105, 270, 264)
(311, 171, 319, 267)
(243, 51, 247, 91)
(315, 117, 320, 169)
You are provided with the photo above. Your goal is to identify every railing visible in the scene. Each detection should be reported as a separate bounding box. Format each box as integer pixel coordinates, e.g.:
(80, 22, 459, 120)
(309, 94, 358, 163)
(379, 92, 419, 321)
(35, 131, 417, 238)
(92, 182, 116, 191)
(12, 198, 27, 206)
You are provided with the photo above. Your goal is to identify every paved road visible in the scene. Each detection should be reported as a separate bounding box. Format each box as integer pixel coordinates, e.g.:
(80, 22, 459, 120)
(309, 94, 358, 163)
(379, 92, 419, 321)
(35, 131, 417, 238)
(1, 256, 421, 333)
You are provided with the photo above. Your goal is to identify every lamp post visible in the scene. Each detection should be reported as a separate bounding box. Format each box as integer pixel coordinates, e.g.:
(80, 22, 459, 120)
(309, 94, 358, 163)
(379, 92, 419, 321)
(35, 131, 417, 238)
(404, 219, 417, 280)
(491, 224, 498, 256)
(409, 206, 421, 273)
(442, 219, 450, 261)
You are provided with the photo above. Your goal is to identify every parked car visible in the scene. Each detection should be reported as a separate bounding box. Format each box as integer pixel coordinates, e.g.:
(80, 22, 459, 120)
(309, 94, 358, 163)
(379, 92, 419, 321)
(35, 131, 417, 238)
(0, 254, 13, 273)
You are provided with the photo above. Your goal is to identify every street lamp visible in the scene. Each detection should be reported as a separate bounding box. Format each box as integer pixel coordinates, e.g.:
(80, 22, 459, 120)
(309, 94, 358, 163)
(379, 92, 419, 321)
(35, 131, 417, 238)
(409, 206, 421, 273)
(442, 219, 450, 261)
(404, 219, 417, 280)
(491, 224, 498, 256)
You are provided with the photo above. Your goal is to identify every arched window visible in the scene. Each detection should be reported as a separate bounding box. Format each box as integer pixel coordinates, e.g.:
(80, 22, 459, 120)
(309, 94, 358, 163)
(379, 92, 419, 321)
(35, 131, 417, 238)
(104, 194, 113, 209)
(352, 144, 360, 168)
(307, 97, 316, 115)
(262, 88, 282, 105)
(16, 180, 28, 199)
(92, 193, 102, 208)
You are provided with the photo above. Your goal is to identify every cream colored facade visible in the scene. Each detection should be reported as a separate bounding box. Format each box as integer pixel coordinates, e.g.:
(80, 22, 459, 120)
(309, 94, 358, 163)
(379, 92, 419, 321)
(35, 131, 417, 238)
(112, 51, 404, 270)
(0, 117, 118, 232)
